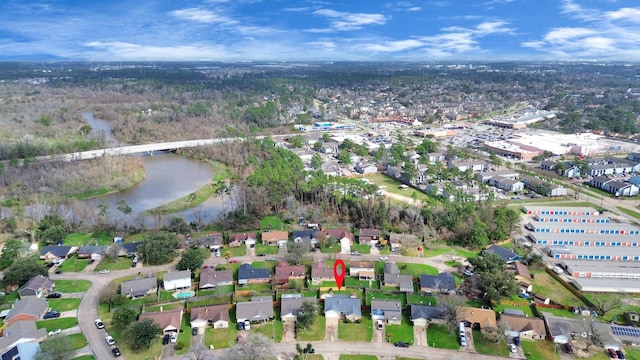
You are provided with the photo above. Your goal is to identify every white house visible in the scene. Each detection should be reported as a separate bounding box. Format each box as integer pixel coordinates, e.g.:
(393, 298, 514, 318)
(163, 270, 192, 291)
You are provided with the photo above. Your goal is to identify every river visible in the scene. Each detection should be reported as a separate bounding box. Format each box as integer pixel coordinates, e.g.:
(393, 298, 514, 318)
(82, 113, 225, 225)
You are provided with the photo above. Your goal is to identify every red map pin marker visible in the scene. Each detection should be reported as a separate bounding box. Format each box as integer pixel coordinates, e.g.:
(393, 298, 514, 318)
(333, 259, 346, 291)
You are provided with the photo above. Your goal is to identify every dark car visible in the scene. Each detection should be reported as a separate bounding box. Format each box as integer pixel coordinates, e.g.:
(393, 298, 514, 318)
(54, 270, 63, 274)
(46, 292, 62, 298)
(112, 347, 121, 357)
(394, 341, 410, 348)
(617, 350, 626, 359)
(45, 262, 55, 269)
(192, 327, 199, 336)
(303, 348, 316, 354)
(162, 333, 171, 345)
(563, 343, 573, 354)
(608, 348, 618, 359)
(236, 322, 244, 330)
(513, 336, 521, 346)
(88, 259, 95, 265)
(43, 311, 60, 319)
(257, 253, 265, 257)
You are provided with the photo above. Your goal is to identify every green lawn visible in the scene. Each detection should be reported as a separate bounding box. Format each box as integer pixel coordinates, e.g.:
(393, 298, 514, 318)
(64, 231, 113, 246)
(521, 340, 556, 360)
(350, 244, 371, 254)
(205, 326, 238, 349)
(145, 303, 183, 313)
(406, 294, 438, 306)
(227, 247, 247, 257)
(252, 261, 277, 271)
(344, 277, 379, 289)
(493, 302, 534, 318)
(338, 316, 372, 342)
(57, 256, 90, 272)
(254, 319, 283, 342)
(175, 313, 192, 355)
(297, 316, 326, 341)
(530, 269, 585, 308)
(365, 291, 405, 306)
(66, 333, 88, 350)
(426, 324, 459, 349)
(617, 206, 640, 220)
(339, 355, 378, 360)
(54, 280, 92, 293)
(36, 317, 78, 331)
(255, 243, 280, 255)
(95, 257, 137, 272)
(261, 216, 287, 230)
(422, 247, 478, 259)
(365, 173, 435, 204)
(47, 298, 81, 312)
(197, 285, 235, 296)
(396, 263, 438, 277)
(241, 282, 272, 292)
(624, 347, 640, 360)
(0, 291, 19, 305)
(385, 316, 413, 344)
(72, 356, 96, 360)
(472, 330, 509, 357)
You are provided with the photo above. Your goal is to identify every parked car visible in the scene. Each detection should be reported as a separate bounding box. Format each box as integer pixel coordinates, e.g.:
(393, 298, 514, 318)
(266, 256, 276, 261)
(54, 270, 63, 274)
(95, 319, 105, 329)
(617, 350, 626, 359)
(379, 256, 389, 261)
(513, 336, 521, 346)
(608, 348, 618, 359)
(170, 332, 177, 343)
(88, 259, 95, 264)
(162, 334, 171, 345)
(48, 329, 61, 336)
(46, 292, 62, 298)
(43, 311, 60, 319)
(518, 293, 530, 299)
(244, 320, 251, 331)
(463, 270, 474, 276)
(105, 335, 116, 346)
(192, 327, 199, 336)
(302, 348, 316, 354)
(394, 341, 410, 348)
(509, 344, 517, 353)
(376, 320, 384, 330)
(257, 253, 265, 257)
(350, 251, 361, 256)
(563, 343, 574, 354)
(236, 322, 244, 330)
(99, 269, 110, 274)
(460, 336, 468, 347)
(229, 259, 239, 263)
(45, 263, 55, 269)
(112, 347, 121, 357)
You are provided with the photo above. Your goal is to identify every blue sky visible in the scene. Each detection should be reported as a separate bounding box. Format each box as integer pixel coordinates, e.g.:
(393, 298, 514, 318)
(0, 0, 639, 61)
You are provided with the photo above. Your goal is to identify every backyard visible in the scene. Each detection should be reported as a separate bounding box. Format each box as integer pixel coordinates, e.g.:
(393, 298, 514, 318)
(530, 269, 585, 308)
(396, 262, 439, 278)
(384, 313, 413, 344)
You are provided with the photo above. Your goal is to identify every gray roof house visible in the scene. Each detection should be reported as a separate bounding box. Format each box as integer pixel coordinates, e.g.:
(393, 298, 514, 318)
(410, 305, 447, 327)
(0, 321, 47, 351)
(419, 272, 456, 294)
(77, 245, 109, 260)
(324, 295, 362, 322)
(238, 264, 271, 285)
(236, 296, 274, 323)
(120, 275, 158, 298)
(382, 262, 414, 292)
(5, 297, 49, 324)
(163, 270, 192, 291)
(371, 300, 402, 324)
(18, 275, 53, 299)
(199, 269, 233, 289)
(484, 244, 521, 263)
(280, 295, 317, 321)
(39, 245, 76, 260)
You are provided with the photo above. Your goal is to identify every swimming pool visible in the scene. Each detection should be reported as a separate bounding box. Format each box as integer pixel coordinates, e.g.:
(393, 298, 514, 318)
(173, 291, 195, 299)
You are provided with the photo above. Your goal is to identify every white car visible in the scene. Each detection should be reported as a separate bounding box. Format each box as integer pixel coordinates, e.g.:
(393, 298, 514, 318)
(244, 320, 251, 331)
(99, 269, 110, 274)
(105, 335, 115, 346)
(95, 319, 105, 329)
(380, 256, 389, 261)
(170, 332, 178, 343)
(48, 329, 61, 336)
(376, 320, 384, 330)
(509, 344, 517, 353)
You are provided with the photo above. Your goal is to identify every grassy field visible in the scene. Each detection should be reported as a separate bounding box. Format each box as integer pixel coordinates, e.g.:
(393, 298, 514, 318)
(227, 246, 247, 257)
(0, 291, 19, 305)
(396, 262, 439, 277)
(64, 231, 113, 246)
(521, 340, 556, 360)
(530, 270, 585, 308)
(36, 317, 78, 331)
(261, 216, 288, 230)
(58, 256, 90, 272)
(624, 347, 640, 360)
(297, 316, 326, 341)
(493, 302, 534, 318)
(426, 324, 459, 349)
(617, 206, 640, 220)
(254, 319, 283, 342)
(48, 298, 81, 312)
(205, 326, 238, 349)
(338, 316, 373, 342)
(95, 257, 135, 272)
(255, 243, 280, 255)
(72, 356, 96, 360)
(472, 330, 509, 357)
(54, 280, 92, 293)
(385, 317, 413, 344)
(365, 173, 435, 203)
(66, 333, 88, 350)
(406, 293, 438, 305)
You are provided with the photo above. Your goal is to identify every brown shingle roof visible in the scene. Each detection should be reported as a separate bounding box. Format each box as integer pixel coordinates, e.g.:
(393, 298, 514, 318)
(190, 304, 229, 323)
(501, 314, 546, 335)
(274, 262, 306, 284)
(457, 306, 497, 329)
(139, 307, 183, 331)
(261, 231, 289, 244)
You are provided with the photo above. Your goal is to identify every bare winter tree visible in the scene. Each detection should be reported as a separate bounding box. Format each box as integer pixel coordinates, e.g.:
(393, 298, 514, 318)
(592, 296, 621, 317)
(225, 333, 275, 360)
(184, 344, 214, 360)
(440, 295, 463, 335)
(191, 205, 209, 233)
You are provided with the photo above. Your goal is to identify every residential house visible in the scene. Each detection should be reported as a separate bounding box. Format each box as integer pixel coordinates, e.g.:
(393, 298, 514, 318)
(319, 228, 354, 254)
(120, 275, 158, 298)
(76, 245, 109, 260)
(280, 295, 317, 322)
(476, 170, 520, 183)
(194, 232, 224, 249)
(228, 233, 257, 248)
(448, 160, 486, 172)
(539, 160, 556, 171)
(311, 262, 334, 285)
(291, 230, 318, 248)
(425, 152, 446, 163)
(457, 306, 498, 331)
(355, 162, 378, 174)
(261, 230, 289, 247)
(198, 269, 233, 290)
(4, 298, 48, 325)
(190, 304, 229, 332)
(371, 300, 402, 325)
(419, 273, 456, 294)
(410, 305, 447, 327)
(39, 245, 76, 261)
(163, 270, 192, 291)
(489, 177, 525, 192)
(0, 321, 46, 355)
(500, 314, 546, 340)
(324, 295, 362, 322)
(484, 244, 521, 263)
(382, 262, 413, 292)
(139, 307, 183, 333)
(511, 262, 532, 287)
(358, 229, 381, 246)
(18, 275, 53, 299)
(236, 296, 274, 323)
(238, 264, 271, 286)
(521, 175, 568, 197)
(349, 261, 375, 281)
(274, 262, 306, 285)
(388, 233, 417, 252)
(117, 242, 142, 257)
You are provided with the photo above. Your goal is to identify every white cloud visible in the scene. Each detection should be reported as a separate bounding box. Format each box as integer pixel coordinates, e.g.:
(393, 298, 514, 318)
(606, 7, 640, 23)
(355, 39, 424, 52)
(169, 8, 236, 25)
(544, 27, 596, 42)
(310, 9, 388, 32)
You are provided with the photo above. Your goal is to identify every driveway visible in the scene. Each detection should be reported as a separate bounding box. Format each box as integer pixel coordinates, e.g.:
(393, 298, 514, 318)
(282, 319, 296, 343)
(161, 341, 176, 358)
(191, 332, 204, 348)
(325, 317, 338, 342)
(372, 321, 384, 343)
(459, 326, 476, 352)
(413, 325, 427, 347)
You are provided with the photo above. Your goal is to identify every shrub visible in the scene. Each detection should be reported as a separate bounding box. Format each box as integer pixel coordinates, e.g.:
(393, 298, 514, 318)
(175, 341, 184, 350)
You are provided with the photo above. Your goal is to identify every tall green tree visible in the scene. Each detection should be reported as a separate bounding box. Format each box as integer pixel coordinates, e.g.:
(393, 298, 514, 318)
(4, 258, 48, 287)
(296, 300, 318, 331)
(138, 232, 180, 265)
(124, 318, 162, 350)
(176, 248, 205, 271)
(112, 307, 138, 328)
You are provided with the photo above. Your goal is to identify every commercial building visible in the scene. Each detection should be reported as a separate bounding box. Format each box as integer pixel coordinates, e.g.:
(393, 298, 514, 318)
(530, 232, 640, 247)
(545, 245, 639, 261)
(526, 222, 640, 235)
(522, 206, 600, 216)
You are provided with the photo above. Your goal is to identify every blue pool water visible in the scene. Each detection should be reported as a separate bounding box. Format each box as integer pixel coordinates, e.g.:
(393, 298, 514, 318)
(174, 291, 195, 299)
